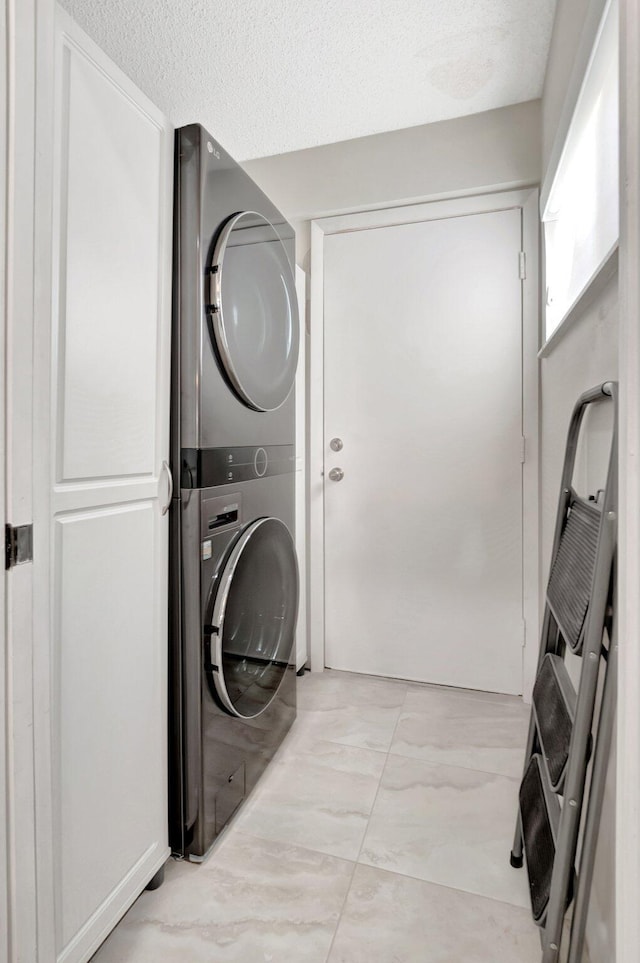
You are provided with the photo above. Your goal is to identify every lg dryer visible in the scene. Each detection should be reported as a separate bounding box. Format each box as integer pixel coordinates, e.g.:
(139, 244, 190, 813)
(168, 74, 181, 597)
(173, 123, 298, 453)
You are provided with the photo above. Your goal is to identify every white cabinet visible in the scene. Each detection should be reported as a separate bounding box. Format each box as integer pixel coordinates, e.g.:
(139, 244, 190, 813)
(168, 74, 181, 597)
(46, 8, 172, 961)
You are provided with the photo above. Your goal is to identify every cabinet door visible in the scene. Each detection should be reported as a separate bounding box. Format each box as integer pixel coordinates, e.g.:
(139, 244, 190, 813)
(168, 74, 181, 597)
(49, 9, 171, 961)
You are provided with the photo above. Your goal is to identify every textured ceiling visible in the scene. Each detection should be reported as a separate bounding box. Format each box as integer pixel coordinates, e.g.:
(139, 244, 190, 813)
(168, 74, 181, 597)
(59, 0, 557, 160)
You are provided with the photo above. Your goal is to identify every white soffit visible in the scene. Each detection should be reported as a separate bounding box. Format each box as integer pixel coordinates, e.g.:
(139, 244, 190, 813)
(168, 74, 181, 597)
(59, 0, 556, 160)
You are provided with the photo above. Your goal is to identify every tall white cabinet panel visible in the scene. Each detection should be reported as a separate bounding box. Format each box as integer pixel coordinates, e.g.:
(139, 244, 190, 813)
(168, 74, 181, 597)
(50, 9, 171, 962)
(55, 505, 162, 949)
(60, 46, 161, 481)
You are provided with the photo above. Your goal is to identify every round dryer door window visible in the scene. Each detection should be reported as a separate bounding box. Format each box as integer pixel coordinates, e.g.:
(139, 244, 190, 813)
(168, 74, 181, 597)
(207, 517, 298, 719)
(207, 211, 299, 412)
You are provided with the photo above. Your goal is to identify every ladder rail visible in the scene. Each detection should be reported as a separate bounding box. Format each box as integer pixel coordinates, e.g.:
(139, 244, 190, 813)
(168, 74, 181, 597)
(552, 382, 613, 549)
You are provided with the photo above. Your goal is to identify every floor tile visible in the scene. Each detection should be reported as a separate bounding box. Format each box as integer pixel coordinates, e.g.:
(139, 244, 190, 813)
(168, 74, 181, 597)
(234, 748, 381, 860)
(276, 730, 387, 780)
(403, 683, 526, 711)
(298, 669, 409, 711)
(91, 833, 353, 963)
(327, 863, 540, 963)
(289, 703, 403, 752)
(390, 688, 529, 778)
(359, 754, 531, 908)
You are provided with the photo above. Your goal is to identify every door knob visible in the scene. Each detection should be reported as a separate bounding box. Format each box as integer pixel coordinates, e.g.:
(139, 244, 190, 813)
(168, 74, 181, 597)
(330, 437, 343, 452)
(328, 468, 344, 482)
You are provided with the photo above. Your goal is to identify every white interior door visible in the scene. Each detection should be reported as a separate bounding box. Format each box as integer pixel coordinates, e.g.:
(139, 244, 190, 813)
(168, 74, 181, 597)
(43, 10, 172, 961)
(323, 208, 524, 694)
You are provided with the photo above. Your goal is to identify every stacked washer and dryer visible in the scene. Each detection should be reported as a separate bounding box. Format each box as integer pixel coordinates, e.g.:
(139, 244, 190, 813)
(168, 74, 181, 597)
(169, 124, 300, 860)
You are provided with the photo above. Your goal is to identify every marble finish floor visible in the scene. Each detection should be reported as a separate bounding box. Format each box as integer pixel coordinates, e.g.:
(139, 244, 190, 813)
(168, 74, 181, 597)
(92, 670, 542, 962)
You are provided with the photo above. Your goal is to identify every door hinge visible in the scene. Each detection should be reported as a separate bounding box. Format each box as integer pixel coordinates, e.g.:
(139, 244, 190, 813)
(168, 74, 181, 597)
(5, 523, 33, 570)
(521, 436, 526, 464)
(518, 252, 527, 280)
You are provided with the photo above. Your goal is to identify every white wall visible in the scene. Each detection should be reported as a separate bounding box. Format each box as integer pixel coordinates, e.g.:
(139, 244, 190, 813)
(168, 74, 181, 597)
(617, 4, 640, 960)
(244, 99, 541, 266)
(540, 0, 617, 959)
(540, 279, 617, 961)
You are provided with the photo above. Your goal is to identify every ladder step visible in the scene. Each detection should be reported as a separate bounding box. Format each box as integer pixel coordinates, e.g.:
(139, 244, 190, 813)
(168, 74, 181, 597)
(533, 654, 576, 793)
(519, 754, 572, 925)
(547, 498, 601, 654)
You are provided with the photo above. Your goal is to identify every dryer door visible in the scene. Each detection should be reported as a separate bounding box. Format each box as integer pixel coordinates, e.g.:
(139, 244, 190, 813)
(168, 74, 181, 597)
(206, 517, 298, 719)
(207, 211, 299, 411)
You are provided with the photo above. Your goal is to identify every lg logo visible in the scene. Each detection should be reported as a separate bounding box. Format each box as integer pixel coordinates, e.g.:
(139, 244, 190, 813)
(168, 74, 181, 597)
(207, 141, 221, 159)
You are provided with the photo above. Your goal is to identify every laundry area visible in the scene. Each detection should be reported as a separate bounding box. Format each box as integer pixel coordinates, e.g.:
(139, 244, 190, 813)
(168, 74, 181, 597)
(2, 1, 637, 963)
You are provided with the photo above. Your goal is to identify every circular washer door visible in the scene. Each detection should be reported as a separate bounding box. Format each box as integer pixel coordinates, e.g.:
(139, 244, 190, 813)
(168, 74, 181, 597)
(207, 517, 298, 719)
(208, 211, 299, 412)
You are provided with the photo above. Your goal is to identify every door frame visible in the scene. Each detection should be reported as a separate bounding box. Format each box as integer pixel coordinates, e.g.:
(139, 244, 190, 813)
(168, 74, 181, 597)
(294, 265, 308, 671)
(4, 0, 56, 958)
(2, 0, 9, 954)
(309, 188, 540, 697)
(617, 0, 640, 957)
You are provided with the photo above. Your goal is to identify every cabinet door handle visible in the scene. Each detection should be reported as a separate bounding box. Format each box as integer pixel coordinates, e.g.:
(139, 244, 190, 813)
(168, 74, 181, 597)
(161, 460, 173, 515)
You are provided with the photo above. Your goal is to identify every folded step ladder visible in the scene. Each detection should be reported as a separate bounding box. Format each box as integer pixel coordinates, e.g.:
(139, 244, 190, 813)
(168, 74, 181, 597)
(510, 382, 618, 963)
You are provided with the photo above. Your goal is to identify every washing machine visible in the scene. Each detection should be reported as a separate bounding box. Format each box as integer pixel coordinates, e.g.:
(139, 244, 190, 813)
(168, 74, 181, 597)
(169, 124, 299, 860)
